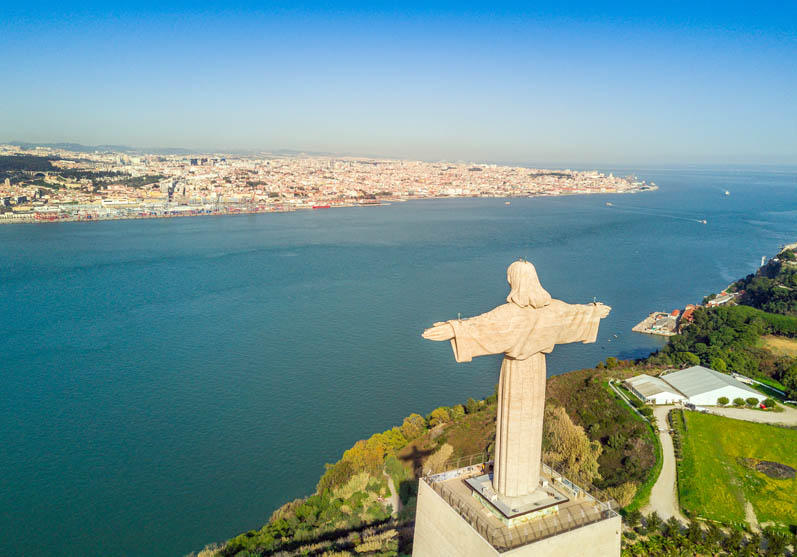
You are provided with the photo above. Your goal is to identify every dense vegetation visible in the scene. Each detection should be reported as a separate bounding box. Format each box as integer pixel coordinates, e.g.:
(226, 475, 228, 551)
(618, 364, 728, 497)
(733, 250, 797, 316)
(547, 367, 656, 494)
(621, 512, 794, 556)
(205, 366, 656, 556)
(647, 305, 797, 397)
(0, 154, 56, 172)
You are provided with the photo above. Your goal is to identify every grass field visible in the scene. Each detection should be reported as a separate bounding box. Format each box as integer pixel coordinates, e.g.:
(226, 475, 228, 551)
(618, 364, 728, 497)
(677, 411, 797, 527)
(760, 334, 797, 357)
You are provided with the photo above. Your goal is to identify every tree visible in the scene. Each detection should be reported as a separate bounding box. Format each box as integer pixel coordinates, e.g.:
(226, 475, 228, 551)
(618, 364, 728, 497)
(399, 413, 427, 440)
(450, 404, 465, 420)
(663, 516, 681, 538)
(645, 511, 662, 533)
(465, 397, 479, 414)
(624, 509, 642, 528)
(733, 397, 746, 407)
(717, 396, 729, 406)
(763, 526, 788, 556)
(705, 523, 722, 546)
(681, 352, 700, 366)
(687, 520, 703, 544)
(427, 407, 451, 427)
(747, 532, 761, 555)
(725, 528, 744, 552)
(710, 357, 727, 372)
(745, 397, 759, 407)
(543, 405, 602, 487)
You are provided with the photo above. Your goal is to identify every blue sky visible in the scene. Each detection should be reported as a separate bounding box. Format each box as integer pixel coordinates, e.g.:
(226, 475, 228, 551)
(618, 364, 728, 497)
(1, 2, 795, 164)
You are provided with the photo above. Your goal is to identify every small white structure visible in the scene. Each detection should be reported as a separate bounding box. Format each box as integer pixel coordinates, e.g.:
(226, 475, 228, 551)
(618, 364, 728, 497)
(662, 366, 765, 406)
(625, 375, 687, 405)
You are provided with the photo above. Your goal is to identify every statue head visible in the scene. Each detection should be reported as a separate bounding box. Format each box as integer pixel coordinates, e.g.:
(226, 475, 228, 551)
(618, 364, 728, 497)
(506, 260, 551, 309)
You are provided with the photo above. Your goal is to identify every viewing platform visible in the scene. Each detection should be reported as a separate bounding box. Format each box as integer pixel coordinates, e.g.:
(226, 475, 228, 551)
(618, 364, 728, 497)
(413, 461, 620, 555)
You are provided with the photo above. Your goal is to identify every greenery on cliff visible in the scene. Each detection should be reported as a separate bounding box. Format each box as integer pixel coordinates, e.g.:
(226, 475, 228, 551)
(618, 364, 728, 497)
(647, 304, 797, 398)
(199, 364, 655, 556)
(733, 248, 797, 316)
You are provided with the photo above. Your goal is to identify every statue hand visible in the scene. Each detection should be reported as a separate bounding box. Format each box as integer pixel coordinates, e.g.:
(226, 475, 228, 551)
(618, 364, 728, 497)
(422, 323, 455, 341)
(595, 303, 611, 318)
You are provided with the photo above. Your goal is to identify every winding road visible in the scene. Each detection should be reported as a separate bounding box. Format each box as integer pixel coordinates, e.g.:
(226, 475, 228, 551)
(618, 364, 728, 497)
(642, 405, 687, 523)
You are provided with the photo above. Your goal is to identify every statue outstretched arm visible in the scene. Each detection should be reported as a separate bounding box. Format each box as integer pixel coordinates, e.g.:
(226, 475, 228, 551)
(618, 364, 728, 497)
(423, 306, 522, 363)
(422, 322, 455, 341)
(556, 302, 611, 345)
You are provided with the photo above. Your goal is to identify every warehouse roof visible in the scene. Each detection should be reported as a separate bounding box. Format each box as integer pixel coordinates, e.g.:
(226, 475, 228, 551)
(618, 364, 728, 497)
(626, 374, 685, 398)
(662, 366, 761, 398)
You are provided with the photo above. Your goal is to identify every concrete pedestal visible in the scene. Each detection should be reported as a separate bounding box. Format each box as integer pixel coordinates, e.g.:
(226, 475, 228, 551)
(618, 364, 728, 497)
(412, 475, 621, 557)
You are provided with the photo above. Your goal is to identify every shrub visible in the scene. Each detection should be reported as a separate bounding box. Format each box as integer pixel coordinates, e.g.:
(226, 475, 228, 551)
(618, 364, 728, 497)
(745, 397, 759, 407)
(423, 443, 454, 475)
(606, 481, 637, 507)
(624, 509, 642, 528)
(399, 413, 427, 440)
(762, 397, 776, 408)
(733, 397, 746, 407)
(450, 404, 465, 420)
(717, 396, 729, 406)
(465, 397, 479, 414)
(427, 407, 451, 427)
(645, 511, 662, 532)
(639, 406, 654, 418)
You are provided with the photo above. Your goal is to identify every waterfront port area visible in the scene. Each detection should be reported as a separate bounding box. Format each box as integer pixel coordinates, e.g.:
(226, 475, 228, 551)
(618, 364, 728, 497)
(632, 311, 680, 336)
(633, 290, 741, 336)
(0, 144, 655, 224)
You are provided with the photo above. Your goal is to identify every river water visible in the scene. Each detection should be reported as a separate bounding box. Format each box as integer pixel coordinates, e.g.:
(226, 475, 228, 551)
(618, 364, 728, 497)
(1, 167, 795, 555)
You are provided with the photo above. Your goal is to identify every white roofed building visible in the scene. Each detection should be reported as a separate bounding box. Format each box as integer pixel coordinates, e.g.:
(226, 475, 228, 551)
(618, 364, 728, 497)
(626, 366, 766, 406)
(625, 375, 687, 405)
(662, 366, 765, 406)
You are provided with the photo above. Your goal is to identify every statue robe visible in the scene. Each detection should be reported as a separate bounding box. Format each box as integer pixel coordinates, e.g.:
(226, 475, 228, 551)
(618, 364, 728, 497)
(447, 300, 604, 497)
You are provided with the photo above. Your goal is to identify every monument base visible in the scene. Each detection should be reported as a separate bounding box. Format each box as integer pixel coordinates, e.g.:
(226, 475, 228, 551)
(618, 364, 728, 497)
(464, 473, 569, 527)
(412, 464, 620, 557)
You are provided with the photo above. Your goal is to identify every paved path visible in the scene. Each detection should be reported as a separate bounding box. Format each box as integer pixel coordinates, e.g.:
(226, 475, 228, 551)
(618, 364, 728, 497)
(702, 405, 797, 426)
(642, 405, 687, 523)
(608, 380, 648, 421)
(384, 471, 401, 517)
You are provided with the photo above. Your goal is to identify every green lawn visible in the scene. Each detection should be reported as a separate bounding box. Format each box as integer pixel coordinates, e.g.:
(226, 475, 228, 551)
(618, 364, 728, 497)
(677, 411, 797, 527)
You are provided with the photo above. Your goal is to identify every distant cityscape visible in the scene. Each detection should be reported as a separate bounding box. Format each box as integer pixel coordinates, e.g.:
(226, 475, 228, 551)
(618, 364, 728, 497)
(0, 144, 655, 223)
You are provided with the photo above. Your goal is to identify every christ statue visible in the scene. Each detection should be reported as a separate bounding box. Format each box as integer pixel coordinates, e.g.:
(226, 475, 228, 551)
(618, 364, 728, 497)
(422, 260, 610, 498)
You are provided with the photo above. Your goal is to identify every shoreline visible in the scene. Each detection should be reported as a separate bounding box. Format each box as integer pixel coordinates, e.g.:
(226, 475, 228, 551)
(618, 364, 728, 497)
(0, 185, 656, 226)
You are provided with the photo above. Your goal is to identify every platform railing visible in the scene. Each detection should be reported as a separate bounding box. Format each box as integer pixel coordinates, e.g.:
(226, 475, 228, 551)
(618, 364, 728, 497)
(424, 460, 618, 552)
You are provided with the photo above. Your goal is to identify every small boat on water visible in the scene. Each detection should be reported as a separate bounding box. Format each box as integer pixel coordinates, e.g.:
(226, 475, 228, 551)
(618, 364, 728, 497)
(505, 201, 511, 205)
(700, 219, 708, 224)
(725, 190, 730, 196)
(606, 202, 613, 206)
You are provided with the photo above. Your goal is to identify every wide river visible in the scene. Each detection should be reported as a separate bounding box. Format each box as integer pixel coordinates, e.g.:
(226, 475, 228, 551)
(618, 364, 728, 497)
(1, 167, 795, 556)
